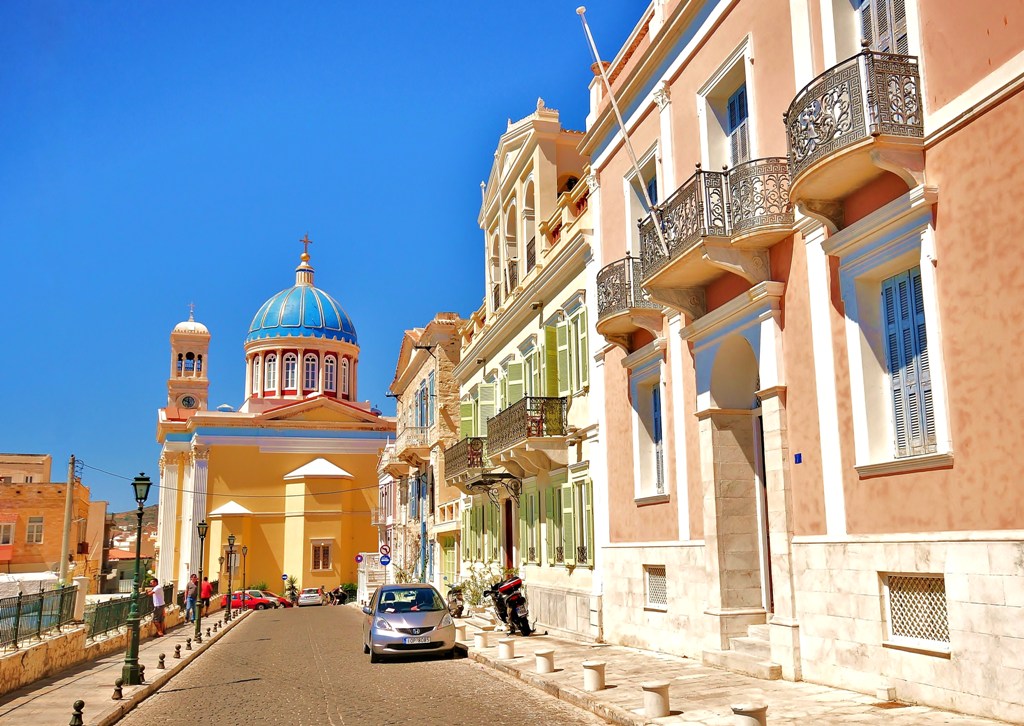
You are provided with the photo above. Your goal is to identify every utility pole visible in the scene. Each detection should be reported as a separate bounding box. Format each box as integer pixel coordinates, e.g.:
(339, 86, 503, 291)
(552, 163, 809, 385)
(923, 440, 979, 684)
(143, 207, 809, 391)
(58, 454, 75, 584)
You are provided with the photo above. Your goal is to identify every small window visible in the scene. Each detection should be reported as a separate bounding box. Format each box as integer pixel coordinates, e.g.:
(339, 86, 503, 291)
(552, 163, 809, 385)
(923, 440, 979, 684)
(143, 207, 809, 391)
(283, 354, 298, 389)
(184, 352, 196, 373)
(645, 565, 668, 609)
(883, 573, 949, 652)
(303, 354, 318, 391)
(265, 354, 277, 390)
(252, 357, 261, 394)
(858, 0, 908, 55)
(325, 356, 337, 392)
(340, 358, 350, 397)
(26, 516, 43, 544)
(727, 85, 749, 166)
(0, 523, 13, 545)
(312, 543, 332, 571)
(24, 476, 33, 483)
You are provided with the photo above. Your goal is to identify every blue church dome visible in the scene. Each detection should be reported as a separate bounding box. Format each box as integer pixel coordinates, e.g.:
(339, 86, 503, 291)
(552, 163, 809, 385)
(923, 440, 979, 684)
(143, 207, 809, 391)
(246, 251, 358, 345)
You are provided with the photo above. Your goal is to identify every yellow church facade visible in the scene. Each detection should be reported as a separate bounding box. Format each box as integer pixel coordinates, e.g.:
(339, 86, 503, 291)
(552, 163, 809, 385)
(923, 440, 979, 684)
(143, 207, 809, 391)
(155, 244, 395, 593)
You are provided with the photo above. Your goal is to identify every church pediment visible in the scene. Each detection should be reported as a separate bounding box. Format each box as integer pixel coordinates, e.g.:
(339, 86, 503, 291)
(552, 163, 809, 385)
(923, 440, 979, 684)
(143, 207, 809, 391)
(255, 396, 385, 426)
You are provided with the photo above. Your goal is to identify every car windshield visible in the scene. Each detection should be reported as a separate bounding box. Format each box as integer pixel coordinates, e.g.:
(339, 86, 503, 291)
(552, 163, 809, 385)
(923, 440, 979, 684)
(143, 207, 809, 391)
(301, 588, 318, 594)
(376, 588, 445, 613)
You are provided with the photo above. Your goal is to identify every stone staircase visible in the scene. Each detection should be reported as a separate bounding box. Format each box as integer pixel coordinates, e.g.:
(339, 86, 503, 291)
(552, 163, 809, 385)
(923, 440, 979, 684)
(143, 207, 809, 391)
(702, 623, 782, 680)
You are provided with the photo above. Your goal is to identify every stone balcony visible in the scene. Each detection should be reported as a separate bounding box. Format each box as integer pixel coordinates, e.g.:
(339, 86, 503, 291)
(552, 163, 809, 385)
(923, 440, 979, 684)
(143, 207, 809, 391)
(595, 255, 662, 350)
(396, 425, 431, 466)
(487, 396, 569, 477)
(784, 48, 924, 229)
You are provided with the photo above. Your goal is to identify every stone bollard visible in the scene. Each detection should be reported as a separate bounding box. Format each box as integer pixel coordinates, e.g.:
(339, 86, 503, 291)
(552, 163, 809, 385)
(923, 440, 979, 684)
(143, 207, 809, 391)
(535, 649, 555, 674)
(498, 638, 515, 659)
(174, 645, 181, 659)
(642, 681, 671, 718)
(473, 631, 489, 649)
(455, 623, 468, 641)
(207, 627, 211, 638)
(111, 678, 123, 700)
(582, 661, 606, 692)
(139, 664, 146, 684)
(731, 703, 768, 726)
(158, 654, 166, 669)
(195, 632, 202, 645)
(69, 699, 85, 726)
(185, 638, 192, 651)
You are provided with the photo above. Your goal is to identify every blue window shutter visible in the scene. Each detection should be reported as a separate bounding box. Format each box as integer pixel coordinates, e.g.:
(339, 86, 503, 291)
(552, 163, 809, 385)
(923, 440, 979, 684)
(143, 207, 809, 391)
(910, 268, 936, 452)
(652, 385, 665, 492)
(883, 270, 934, 458)
(428, 371, 435, 427)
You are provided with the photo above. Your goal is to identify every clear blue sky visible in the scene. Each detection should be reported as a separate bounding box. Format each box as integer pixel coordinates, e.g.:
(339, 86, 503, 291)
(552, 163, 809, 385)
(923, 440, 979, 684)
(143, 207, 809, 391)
(0, 2, 639, 511)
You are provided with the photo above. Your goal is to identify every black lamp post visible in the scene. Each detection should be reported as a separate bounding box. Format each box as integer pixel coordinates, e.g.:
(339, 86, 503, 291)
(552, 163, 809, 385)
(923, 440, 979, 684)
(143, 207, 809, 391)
(194, 520, 208, 643)
(241, 545, 248, 609)
(226, 534, 236, 620)
(121, 473, 152, 686)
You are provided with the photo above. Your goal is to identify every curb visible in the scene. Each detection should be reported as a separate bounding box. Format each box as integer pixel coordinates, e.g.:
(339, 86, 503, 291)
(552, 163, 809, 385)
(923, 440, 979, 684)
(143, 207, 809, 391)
(464, 643, 650, 726)
(95, 611, 250, 726)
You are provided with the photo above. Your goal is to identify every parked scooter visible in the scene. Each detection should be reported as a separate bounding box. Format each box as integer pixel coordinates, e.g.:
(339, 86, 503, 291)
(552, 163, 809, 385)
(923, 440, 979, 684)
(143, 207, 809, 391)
(446, 583, 465, 618)
(483, 575, 532, 636)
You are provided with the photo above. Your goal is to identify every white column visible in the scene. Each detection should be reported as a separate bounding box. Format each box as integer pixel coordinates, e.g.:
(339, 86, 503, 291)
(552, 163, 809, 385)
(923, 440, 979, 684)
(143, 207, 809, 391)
(258, 351, 266, 397)
(668, 314, 690, 541)
(297, 347, 305, 394)
(190, 446, 210, 577)
(177, 459, 195, 585)
(244, 355, 252, 400)
(156, 450, 179, 586)
(275, 348, 283, 396)
(317, 351, 325, 394)
(653, 81, 676, 193)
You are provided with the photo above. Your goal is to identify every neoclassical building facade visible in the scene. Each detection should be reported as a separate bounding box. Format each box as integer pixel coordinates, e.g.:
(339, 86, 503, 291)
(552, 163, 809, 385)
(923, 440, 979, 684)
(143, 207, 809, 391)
(155, 244, 394, 593)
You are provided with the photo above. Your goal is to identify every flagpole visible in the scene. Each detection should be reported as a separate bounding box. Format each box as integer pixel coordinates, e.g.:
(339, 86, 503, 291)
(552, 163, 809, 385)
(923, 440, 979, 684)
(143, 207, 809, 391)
(576, 6, 669, 257)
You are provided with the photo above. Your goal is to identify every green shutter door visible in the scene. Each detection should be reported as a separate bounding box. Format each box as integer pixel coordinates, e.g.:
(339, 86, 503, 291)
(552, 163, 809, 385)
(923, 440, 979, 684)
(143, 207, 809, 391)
(531, 349, 543, 398)
(556, 321, 570, 397)
(478, 383, 496, 437)
(577, 309, 589, 388)
(561, 482, 576, 566)
(507, 361, 525, 405)
(460, 402, 474, 438)
(544, 326, 559, 397)
(544, 487, 555, 565)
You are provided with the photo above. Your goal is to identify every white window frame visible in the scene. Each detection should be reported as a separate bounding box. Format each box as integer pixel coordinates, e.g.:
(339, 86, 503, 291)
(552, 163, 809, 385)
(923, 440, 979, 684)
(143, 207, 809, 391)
(26, 516, 43, 544)
(325, 355, 337, 392)
(697, 37, 755, 172)
(624, 338, 669, 502)
(303, 354, 318, 391)
(622, 145, 659, 257)
(0, 523, 13, 545)
(265, 354, 277, 390)
(823, 186, 952, 477)
(252, 357, 261, 394)
(340, 358, 350, 397)
(882, 572, 951, 655)
(819, 0, 922, 69)
(283, 354, 298, 389)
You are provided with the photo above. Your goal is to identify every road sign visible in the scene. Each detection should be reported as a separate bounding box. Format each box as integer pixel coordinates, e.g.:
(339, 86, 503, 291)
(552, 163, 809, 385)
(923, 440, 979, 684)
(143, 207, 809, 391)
(355, 554, 364, 564)
(281, 574, 288, 581)
(379, 544, 391, 556)
(379, 555, 392, 566)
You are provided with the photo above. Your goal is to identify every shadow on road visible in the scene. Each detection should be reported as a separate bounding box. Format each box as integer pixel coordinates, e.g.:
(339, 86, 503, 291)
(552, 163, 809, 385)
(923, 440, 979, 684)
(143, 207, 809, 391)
(159, 677, 261, 694)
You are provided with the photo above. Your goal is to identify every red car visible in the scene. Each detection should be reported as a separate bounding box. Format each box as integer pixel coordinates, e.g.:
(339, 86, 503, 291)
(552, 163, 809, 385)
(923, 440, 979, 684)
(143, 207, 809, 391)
(260, 590, 294, 608)
(220, 589, 276, 610)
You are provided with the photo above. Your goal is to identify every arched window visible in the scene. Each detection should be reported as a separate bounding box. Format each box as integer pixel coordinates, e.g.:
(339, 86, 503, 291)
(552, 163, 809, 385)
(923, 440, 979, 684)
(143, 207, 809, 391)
(196, 354, 203, 373)
(303, 354, 318, 390)
(252, 357, 261, 394)
(284, 354, 298, 389)
(177, 353, 184, 374)
(340, 358, 350, 398)
(184, 352, 196, 373)
(325, 356, 337, 392)
(265, 354, 277, 391)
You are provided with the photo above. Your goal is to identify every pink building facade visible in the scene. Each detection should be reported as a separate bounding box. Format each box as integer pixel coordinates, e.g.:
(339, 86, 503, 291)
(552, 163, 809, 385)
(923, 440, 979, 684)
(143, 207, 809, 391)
(585, 0, 1024, 720)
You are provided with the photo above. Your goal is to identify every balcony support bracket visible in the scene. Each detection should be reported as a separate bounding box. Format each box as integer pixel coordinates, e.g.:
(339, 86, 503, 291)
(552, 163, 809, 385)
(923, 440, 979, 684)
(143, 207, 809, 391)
(701, 242, 770, 285)
(870, 145, 926, 191)
(645, 287, 707, 321)
(797, 199, 844, 233)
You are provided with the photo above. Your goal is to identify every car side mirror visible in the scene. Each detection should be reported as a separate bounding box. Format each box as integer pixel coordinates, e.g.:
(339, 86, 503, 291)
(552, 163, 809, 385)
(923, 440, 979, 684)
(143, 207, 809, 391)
(361, 606, 371, 615)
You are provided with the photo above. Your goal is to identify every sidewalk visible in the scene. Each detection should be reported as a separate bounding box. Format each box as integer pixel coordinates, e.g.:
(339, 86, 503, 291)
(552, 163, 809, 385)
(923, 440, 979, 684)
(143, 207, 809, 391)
(458, 620, 1011, 726)
(0, 610, 249, 726)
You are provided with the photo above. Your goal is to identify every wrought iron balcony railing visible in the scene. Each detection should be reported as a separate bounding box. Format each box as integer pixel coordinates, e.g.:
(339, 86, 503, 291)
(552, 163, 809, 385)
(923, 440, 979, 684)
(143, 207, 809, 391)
(727, 157, 793, 236)
(596, 256, 659, 321)
(396, 425, 430, 453)
(785, 49, 922, 179)
(487, 396, 568, 454)
(443, 437, 488, 480)
(639, 167, 728, 281)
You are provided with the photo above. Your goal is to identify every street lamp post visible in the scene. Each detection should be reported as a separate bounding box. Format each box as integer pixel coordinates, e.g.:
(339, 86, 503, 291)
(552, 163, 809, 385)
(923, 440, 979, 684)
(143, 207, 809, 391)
(194, 520, 208, 644)
(121, 473, 152, 686)
(218, 556, 224, 621)
(226, 534, 236, 620)
(241, 545, 248, 610)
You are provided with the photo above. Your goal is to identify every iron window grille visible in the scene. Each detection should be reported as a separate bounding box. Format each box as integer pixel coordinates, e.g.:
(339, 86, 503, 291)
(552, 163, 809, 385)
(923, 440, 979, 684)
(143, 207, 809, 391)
(883, 573, 950, 651)
(645, 565, 668, 609)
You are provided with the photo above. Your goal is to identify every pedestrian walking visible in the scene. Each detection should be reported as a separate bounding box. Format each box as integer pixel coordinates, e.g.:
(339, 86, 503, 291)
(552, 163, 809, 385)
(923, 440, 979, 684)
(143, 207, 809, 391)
(184, 574, 198, 623)
(318, 585, 325, 605)
(200, 576, 213, 617)
(147, 578, 166, 637)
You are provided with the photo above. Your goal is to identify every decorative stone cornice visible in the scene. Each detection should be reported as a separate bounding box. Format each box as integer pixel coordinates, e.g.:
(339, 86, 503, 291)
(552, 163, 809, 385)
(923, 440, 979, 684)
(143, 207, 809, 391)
(190, 445, 210, 463)
(653, 80, 671, 110)
(584, 172, 600, 192)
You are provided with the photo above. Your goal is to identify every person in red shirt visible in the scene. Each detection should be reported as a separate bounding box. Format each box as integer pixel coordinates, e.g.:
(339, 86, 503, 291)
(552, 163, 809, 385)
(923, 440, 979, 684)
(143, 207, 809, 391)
(200, 576, 214, 617)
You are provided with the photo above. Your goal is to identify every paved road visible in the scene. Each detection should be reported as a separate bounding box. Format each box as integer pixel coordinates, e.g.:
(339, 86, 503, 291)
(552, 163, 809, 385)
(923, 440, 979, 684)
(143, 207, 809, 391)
(118, 605, 606, 726)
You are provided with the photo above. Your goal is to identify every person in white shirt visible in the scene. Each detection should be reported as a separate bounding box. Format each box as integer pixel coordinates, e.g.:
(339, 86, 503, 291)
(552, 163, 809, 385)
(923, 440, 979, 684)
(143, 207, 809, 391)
(148, 578, 166, 636)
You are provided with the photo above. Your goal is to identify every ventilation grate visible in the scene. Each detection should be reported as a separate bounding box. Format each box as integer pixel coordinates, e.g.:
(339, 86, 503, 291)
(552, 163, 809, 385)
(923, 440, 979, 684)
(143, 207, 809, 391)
(887, 574, 949, 644)
(645, 565, 667, 607)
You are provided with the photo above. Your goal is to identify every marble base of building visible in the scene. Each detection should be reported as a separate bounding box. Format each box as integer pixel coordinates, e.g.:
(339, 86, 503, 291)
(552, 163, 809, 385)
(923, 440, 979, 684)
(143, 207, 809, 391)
(528, 584, 602, 641)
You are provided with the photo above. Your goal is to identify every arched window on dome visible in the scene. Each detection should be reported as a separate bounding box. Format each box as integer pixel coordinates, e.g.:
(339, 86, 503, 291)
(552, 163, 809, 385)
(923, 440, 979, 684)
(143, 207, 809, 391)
(325, 356, 337, 393)
(340, 358, 350, 399)
(252, 357, 261, 394)
(184, 352, 196, 374)
(303, 354, 318, 391)
(265, 354, 277, 391)
(284, 354, 298, 389)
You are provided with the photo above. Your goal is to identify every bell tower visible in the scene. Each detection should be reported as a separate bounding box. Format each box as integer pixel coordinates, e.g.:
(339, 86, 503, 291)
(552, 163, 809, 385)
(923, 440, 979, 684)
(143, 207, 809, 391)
(168, 305, 210, 411)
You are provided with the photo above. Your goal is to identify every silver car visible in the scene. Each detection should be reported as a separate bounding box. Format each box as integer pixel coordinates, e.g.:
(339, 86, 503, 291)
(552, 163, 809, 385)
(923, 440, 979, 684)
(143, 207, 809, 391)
(297, 587, 323, 607)
(362, 584, 455, 663)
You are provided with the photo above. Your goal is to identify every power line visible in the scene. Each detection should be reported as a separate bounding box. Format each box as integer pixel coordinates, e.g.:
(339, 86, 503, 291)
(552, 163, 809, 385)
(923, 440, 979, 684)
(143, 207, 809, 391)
(79, 460, 384, 499)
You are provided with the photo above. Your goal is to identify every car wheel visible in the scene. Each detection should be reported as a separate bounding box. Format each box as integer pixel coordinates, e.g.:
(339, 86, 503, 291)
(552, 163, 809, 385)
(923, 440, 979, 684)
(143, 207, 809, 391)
(256, 603, 267, 610)
(369, 650, 381, 664)
(363, 642, 370, 654)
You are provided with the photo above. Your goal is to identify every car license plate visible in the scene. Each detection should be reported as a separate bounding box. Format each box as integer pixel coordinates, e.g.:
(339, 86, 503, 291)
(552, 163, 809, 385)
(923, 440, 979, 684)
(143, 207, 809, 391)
(404, 636, 431, 644)
(516, 605, 528, 617)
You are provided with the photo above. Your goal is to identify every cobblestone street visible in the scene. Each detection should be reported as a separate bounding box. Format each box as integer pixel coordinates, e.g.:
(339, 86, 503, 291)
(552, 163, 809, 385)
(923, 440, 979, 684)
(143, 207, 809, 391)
(117, 605, 605, 726)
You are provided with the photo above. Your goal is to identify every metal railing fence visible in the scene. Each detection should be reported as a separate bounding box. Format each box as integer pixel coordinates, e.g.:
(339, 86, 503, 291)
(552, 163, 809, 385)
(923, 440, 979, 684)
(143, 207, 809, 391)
(0, 586, 77, 650)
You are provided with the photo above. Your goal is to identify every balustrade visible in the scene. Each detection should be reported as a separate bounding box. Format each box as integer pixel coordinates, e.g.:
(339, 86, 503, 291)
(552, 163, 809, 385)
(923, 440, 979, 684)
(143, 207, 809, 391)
(487, 396, 567, 454)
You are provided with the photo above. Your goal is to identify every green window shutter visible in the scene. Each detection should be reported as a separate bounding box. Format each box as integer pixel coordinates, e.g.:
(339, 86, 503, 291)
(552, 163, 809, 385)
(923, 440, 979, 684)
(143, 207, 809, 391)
(507, 361, 525, 405)
(577, 309, 589, 388)
(460, 402, 474, 438)
(582, 479, 594, 567)
(544, 487, 555, 565)
(544, 326, 559, 397)
(499, 370, 508, 412)
(473, 504, 482, 561)
(518, 499, 527, 564)
(561, 482, 576, 566)
(531, 349, 543, 398)
(489, 503, 499, 562)
(531, 492, 540, 561)
(556, 321, 570, 397)
(478, 383, 496, 437)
